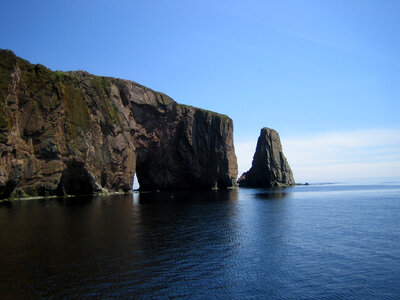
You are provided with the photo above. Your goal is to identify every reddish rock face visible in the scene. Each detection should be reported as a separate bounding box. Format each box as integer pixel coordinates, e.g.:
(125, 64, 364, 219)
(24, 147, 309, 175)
(0, 50, 238, 199)
(238, 127, 295, 188)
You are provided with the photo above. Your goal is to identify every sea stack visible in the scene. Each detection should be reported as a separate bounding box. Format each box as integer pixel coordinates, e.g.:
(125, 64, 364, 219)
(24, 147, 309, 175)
(0, 50, 238, 199)
(238, 127, 295, 188)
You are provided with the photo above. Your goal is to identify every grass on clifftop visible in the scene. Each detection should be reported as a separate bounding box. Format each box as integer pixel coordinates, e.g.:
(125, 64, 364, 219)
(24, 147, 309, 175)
(177, 103, 230, 120)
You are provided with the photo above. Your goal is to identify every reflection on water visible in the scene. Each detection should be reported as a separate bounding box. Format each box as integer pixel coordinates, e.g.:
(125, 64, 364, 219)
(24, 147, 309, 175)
(0, 184, 400, 298)
(137, 188, 239, 204)
(255, 190, 289, 200)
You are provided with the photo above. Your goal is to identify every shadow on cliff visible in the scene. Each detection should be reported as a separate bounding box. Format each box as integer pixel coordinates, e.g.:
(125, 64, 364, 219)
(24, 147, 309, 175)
(57, 161, 95, 196)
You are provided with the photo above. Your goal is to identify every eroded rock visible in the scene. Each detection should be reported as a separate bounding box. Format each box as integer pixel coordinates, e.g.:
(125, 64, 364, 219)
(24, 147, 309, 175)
(0, 50, 238, 199)
(238, 127, 295, 188)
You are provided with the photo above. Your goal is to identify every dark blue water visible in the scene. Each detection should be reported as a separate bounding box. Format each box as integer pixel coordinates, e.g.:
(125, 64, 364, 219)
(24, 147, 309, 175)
(1, 182, 400, 299)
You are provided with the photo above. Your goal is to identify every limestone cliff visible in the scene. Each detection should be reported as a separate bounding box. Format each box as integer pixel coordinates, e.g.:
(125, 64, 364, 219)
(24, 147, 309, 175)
(0, 50, 238, 199)
(238, 127, 295, 188)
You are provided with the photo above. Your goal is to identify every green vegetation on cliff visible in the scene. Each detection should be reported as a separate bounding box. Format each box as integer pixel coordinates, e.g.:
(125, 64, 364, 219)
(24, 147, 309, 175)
(90, 76, 122, 132)
(62, 84, 90, 137)
(177, 103, 230, 120)
(0, 50, 16, 141)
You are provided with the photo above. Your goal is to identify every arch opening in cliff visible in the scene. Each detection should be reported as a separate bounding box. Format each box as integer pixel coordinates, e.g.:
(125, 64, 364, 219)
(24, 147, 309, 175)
(132, 173, 140, 190)
(135, 158, 151, 191)
(57, 162, 94, 196)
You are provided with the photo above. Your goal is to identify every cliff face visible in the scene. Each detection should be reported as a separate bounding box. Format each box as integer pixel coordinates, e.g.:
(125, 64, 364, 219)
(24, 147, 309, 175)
(238, 127, 295, 188)
(0, 50, 237, 199)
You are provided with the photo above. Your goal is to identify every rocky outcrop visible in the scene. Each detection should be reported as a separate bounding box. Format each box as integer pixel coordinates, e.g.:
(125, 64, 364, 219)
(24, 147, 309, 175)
(238, 127, 295, 188)
(0, 50, 238, 199)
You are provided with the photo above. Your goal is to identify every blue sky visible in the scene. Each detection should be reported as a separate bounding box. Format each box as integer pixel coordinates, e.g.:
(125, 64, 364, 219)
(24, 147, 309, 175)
(1, 0, 399, 182)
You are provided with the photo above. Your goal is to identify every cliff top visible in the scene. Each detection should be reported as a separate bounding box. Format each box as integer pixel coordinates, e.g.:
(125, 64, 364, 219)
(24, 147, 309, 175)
(0, 49, 230, 121)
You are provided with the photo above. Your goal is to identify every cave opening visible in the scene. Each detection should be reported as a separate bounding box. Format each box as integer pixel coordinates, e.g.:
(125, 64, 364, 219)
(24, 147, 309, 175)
(58, 162, 94, 196)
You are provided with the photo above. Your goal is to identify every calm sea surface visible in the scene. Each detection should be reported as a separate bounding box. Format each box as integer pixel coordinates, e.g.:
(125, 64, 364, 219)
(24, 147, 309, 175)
(1, 182, 400, 299)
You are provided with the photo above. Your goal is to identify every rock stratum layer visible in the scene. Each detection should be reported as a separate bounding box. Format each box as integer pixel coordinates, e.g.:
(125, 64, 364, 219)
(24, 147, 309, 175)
(0, 50, 238, 199)
(238, 127, 295, 188)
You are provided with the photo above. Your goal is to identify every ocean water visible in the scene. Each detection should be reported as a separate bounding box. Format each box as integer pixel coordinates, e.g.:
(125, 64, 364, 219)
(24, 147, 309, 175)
(1, 182, 400, 299)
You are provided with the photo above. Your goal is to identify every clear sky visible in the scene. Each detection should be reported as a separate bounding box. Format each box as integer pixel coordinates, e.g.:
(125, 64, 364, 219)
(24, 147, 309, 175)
(1, 0, 399, 182)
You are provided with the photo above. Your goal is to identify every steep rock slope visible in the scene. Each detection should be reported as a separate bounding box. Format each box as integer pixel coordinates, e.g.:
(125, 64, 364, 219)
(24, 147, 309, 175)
(238, 127, 294, 187)
(0, 50, 237, 199)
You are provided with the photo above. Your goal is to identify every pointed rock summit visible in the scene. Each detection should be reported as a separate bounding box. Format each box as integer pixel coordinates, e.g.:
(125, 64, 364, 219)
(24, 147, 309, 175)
(238, 127, 295, 188)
